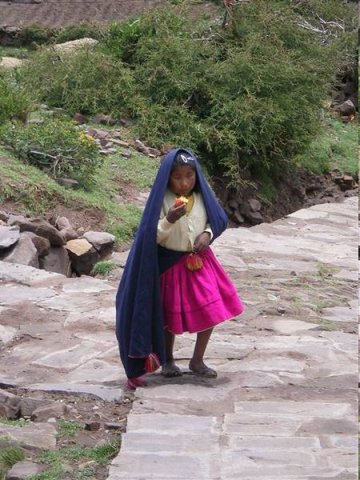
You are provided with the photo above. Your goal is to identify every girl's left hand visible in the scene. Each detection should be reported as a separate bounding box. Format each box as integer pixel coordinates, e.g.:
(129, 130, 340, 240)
(193, 232, 211, 253)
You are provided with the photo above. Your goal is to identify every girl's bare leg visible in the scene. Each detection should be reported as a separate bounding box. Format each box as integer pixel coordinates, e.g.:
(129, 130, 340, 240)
(162, 329, 182, 377)
(189, 327, 217, 377)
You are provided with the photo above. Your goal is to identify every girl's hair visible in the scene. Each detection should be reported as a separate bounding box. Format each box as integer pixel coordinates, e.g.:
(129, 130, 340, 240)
(171, 151, 196, 171)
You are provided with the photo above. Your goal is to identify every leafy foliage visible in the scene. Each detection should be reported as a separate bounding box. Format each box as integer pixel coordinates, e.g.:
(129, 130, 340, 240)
(0, 118, 101, 187)
(0, 73, 31, 125)
(19, 46, 137, 117)
(1, 0, 357, 184)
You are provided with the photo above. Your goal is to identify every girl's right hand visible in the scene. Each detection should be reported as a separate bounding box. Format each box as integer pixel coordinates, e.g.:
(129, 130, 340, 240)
(166, 203, 186, 223)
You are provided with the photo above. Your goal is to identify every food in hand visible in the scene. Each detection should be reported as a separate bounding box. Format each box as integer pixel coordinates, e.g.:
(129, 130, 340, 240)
(174, 196, 189, 207)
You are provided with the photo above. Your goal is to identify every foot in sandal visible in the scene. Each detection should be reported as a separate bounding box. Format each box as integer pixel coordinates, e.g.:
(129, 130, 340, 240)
(189, 360, 217, 378)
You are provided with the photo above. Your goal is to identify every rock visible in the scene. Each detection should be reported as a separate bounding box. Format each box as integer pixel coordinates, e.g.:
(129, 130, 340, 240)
(56, 177, 80, 189)
(111, 139, 130, 148)
(0, 225, 20, 250)
(40, 246, 71, 276)
(0, 56, 24, 69)
(10, 218, 65, 247)
(59, 227, 79, 242)
(228, 200, 239, 210)
(0, 389, 21, 419)
(83, 231, 116, 255)
(65, 239, 99, 276)
(134, 139, 150, 155)
(73, 113, 86, 124)
(87, 128, 109, 141)
(20, 397, 52, 417)
(0, 423, 57, 450)
(31, 402, 66, 422)
(248, 198, 262, 212)
(232, 210, 245, 224)
(121, 151, 132, 158)
(337, 99, 356, 116)
(22, 232, 51, 258)
(6, 461, 47, 480)
(54, 38, 98, 53)
(85, 421, 101, 431)
(7, 215, 27, 226)
(90, 114, 117, 125)
(110, 251, 129, 268)
(2, 233, 39, 268)
(54, 216, 71, 230)
(0, 211, 9, 222)
(148, 147, 161, 157)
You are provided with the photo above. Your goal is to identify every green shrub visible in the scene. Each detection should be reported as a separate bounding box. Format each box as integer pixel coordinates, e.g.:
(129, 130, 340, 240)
(0, 74, 31, 125)
(54, 22, 105, 44)
(0, 118, 102, 188)
(15, 24, 56, 48)
(14, 0, 356, 183)
(19, 46, 137, 117)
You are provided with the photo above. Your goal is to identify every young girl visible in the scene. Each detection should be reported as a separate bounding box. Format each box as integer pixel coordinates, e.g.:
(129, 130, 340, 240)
(116, 148, 243, 388)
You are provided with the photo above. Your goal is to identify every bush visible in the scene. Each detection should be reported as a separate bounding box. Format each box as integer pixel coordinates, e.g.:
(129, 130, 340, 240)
(14, 0, 356, 182)
(0, 74, 31, 125)
(15, 24, 56, 48)
(54, 22, 105, 44)
(0, 118, 102, 188)
(19, 46, 137, 117)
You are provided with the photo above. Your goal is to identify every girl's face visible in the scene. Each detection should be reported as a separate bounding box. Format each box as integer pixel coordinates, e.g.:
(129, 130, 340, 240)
(169, 165, 196, 196)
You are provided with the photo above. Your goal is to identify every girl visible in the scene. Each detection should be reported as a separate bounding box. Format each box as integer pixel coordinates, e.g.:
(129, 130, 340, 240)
(116, 148, 243, 388)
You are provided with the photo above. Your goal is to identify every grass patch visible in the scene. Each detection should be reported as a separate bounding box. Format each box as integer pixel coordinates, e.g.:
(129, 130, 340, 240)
(57, 420, 83, 439)
(294, 118, 358, 176)
(91, 260, 117, 276)
(0, 143, 156, 247)
(0, 417, 28, 427)
(0, 46, 30, 59)
(0, 447, 25, 468)
(27, 441, 120, 480)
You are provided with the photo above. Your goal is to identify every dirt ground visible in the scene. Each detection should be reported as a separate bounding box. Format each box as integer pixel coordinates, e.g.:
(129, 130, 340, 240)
(0, 0, 164, 28)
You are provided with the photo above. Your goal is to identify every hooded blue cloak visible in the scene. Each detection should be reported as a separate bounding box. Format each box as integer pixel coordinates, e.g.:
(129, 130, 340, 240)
(115, 148, 228, 378)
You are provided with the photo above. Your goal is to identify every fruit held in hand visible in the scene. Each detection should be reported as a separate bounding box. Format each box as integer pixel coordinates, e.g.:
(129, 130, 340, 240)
(175, 196, 189, 207)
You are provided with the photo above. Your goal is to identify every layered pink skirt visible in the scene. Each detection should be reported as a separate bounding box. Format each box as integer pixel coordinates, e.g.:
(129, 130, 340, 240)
(160, 248, 243, 334)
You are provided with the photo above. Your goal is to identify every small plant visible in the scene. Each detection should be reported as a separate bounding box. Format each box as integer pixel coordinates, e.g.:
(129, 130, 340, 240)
(0, 447, 25, 468)
(0, 74, 31, 125)
(91, 260, 117, 277)
(57, 420, 83, 439)
(0, 417, 28, 426)
(317, 262, 337, 279)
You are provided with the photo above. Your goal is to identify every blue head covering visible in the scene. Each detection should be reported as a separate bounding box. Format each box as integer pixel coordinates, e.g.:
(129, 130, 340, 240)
(115, 148, 228, 378)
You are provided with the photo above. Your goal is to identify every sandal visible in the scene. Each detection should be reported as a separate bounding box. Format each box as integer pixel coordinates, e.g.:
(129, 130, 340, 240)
(189, 364, 217, 378)
(161, 363, 183, 378)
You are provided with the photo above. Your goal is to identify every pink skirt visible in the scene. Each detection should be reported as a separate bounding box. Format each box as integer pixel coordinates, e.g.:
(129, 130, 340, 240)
(160, 248, 244, 334)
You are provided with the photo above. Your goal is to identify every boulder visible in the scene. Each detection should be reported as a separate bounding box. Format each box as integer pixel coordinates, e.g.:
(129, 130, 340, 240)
(65, 239, 99, 275)
(10, 218, 65, 246)
(0, 389, 21, 419)
(0, 225, 19, 250)
(40, 246, 71, 276)
(2, 233, 39, 268)
(248, 198, 262, 212)
(6, 461, 47, 480)
(22, 231, 50, 257)
(83, 231, 116, 255)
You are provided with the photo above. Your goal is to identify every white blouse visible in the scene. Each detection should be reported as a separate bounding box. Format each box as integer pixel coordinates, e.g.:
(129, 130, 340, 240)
(157, 190, 213, 252)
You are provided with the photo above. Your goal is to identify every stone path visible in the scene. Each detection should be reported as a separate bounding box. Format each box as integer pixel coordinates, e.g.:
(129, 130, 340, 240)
(0, 197, 357, 479)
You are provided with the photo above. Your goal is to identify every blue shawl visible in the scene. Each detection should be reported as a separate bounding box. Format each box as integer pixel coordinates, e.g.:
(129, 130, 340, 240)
(115, 148, 228, 379)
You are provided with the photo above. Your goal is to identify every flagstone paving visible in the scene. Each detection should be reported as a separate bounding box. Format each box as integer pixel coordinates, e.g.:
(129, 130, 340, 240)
(0, 196, 357, 479)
